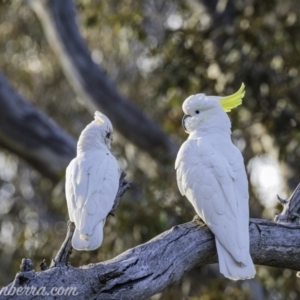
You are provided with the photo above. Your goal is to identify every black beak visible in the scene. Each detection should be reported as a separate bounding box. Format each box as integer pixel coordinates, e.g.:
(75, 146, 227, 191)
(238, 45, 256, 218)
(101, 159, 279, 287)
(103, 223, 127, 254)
(182, 114, 190, 131)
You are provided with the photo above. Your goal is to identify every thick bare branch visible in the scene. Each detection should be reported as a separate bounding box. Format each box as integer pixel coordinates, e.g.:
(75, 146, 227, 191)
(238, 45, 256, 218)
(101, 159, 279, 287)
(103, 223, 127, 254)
(28, 0, 177, 160)
(2, 219, 300, 300)
(0, 72, 76, 181)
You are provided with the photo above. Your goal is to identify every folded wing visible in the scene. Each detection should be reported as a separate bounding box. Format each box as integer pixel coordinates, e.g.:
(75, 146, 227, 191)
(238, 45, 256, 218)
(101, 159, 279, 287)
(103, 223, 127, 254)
(175, 138, 249, 264)
(66, 152, 119, 250)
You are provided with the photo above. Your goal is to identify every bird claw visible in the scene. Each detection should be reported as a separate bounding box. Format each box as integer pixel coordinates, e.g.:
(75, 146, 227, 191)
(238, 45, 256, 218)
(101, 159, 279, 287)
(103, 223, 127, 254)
(193, 215, 205, 226)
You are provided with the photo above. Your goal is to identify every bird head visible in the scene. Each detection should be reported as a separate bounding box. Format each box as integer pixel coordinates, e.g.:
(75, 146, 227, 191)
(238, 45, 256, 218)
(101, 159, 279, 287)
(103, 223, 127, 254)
(77, 111, 114, 153)
(182, 83, 245, 134)
(93, 111, 114, 149)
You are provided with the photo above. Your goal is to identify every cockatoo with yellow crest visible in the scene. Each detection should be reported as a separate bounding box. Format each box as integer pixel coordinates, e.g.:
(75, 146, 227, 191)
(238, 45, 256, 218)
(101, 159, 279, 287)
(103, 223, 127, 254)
(175, 84, 256, 280)
(65, 111, 119, 251)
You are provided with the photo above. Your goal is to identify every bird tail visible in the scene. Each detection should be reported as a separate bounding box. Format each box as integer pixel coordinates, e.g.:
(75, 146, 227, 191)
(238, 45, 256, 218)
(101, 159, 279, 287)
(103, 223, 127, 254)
(216, 239, 256, 280)
(72, 220, 105, 251)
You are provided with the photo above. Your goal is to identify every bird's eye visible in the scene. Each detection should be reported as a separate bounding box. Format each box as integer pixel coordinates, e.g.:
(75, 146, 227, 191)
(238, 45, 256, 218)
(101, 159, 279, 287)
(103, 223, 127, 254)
(106, 132, 111, 138)
(195, 110, 200, 114)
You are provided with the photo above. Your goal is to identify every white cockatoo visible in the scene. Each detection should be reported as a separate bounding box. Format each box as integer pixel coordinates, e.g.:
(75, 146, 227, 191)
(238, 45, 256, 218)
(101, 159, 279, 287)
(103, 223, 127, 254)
(175, 84, 256, 280)
(65, 111, 119, 251)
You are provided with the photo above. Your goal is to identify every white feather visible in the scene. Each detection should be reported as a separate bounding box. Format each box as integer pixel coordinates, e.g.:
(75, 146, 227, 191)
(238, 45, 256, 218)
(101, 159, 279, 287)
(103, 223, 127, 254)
(176, 93, 255, 280)
(65, 113, 119, 251)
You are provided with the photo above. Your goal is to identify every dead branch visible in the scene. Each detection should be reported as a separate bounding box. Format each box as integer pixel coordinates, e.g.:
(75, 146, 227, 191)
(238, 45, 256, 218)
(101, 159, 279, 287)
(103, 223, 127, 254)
(1, 218, 299, 300)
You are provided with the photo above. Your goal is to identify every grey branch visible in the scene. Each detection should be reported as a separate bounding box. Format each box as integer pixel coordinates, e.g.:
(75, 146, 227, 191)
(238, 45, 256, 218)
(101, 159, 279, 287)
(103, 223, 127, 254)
(275, 183, 300, 224)
(28, 0, 177, 160)
(50, 221, 75, 268)
(0, 72, 76, 181)
(2, 219, 300, 300)
(49, 172, 130, 268)
(109, 172, 131, 217)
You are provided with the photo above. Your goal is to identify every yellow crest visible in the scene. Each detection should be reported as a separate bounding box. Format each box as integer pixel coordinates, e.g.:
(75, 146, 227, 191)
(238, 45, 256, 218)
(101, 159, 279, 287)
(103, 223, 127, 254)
(219, 83, 245, 112)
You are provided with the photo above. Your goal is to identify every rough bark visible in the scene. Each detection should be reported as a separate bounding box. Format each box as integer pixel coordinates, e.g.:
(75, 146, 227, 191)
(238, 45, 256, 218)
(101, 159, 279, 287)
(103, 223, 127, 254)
(28, 0, 177, 160)
(1, 218, 299, 300)
(0, 72, 76, 181)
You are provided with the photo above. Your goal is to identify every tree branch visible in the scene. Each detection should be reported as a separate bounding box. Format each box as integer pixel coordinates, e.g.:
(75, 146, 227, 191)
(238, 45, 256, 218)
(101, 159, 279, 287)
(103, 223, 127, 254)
(0, 72, 76, 181)
(109, 172, 131, 217)
(49, 221, 75, 268)
(2, 218, 300, 300)
(28, 0, 177, 160)
(275, 183, 300, 224)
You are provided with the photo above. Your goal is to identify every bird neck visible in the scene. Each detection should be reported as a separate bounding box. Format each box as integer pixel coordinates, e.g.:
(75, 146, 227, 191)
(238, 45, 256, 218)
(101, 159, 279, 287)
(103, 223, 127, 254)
(77, 124, 108, 154)
(190, 114, 232, 138)
(189, 127, 231, 139)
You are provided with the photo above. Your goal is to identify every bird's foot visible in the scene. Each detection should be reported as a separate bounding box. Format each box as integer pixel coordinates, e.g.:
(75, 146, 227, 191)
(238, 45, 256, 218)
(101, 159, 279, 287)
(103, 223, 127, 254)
(193, 215, 205, 226)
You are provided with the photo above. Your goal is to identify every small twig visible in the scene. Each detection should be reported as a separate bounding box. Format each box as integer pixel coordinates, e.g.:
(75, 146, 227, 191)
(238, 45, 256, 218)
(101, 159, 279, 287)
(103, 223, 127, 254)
(40, 259, 48, 271)
(275, 183, 300, 225)
(50, 221, 75, 268)
(277, 195, 288, 205)
(20, 258, 33, 272)
(14, 258, 35, 286)
(108, 171, 131, 217)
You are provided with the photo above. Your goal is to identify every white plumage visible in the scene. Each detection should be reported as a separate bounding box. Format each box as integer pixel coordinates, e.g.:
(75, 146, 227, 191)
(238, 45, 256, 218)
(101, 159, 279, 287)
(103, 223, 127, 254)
(175, 89, 256, 280)
(65, 111, 119, 251)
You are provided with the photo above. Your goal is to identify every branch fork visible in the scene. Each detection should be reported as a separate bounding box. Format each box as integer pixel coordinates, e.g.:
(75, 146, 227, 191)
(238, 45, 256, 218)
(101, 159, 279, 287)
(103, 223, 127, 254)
(275, 183, 300, 225)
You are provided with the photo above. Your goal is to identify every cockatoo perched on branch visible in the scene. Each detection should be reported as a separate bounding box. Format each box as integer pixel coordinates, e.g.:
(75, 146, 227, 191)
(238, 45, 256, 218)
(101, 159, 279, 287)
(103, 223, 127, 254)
(176, 84, 256, 280)
(65, 111, 119, 251)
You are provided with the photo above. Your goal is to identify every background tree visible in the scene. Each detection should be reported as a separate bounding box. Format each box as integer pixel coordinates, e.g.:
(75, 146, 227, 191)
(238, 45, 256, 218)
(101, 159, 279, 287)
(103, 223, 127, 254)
(0, 0, 299, 299)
